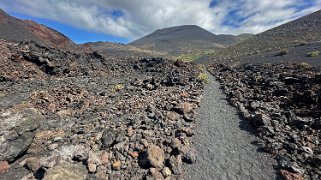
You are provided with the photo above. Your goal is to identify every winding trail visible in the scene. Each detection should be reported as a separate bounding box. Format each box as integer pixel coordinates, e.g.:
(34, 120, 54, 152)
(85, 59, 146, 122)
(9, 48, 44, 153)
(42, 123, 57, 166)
(186, 72, 277, 180)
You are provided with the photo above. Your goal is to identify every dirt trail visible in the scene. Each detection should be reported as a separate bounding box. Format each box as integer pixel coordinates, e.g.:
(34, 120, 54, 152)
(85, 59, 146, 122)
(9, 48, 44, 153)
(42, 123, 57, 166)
(186, 71, 277, 180)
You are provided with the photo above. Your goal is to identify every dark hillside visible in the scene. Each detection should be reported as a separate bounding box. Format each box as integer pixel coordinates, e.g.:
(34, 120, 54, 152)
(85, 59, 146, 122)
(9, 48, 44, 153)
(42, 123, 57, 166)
(130, 25, 238, 54)
(208, 10, 321, 62)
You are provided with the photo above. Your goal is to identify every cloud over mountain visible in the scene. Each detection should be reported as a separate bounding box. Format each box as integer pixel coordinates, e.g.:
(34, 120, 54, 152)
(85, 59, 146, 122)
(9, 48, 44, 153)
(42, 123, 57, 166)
(0, 0, 320, 39)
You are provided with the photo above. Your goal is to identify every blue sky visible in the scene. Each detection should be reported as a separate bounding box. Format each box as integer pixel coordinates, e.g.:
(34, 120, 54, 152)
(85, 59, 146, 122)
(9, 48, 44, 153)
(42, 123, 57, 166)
(0, 0, 320, 44)
(10, 12, 129, 44)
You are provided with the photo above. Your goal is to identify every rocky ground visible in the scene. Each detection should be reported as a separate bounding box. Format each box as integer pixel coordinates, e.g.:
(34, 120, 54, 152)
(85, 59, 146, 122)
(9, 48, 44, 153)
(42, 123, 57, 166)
(0, 40, 204, 179)
(209, 63, 321, 180)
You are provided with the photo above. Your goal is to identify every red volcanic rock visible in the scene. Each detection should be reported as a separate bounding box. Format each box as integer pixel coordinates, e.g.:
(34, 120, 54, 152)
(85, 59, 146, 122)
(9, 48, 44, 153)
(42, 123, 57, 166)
(23, 20, 75, 49)
(0, 9, 74, 49)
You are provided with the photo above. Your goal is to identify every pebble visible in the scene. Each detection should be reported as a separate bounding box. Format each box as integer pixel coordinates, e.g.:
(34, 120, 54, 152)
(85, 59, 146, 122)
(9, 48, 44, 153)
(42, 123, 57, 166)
(112, 160, 121, 170)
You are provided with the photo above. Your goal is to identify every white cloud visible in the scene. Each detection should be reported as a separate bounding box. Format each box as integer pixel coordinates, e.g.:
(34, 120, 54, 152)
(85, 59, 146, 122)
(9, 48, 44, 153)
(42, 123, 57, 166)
(0, 0, 320, 40)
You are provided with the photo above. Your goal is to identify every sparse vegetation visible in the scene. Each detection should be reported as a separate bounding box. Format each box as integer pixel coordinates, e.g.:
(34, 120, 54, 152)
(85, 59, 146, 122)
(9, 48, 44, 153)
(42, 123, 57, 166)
(112, 83, 124, 91)
(178, 53, 201, 62)
(276, 48, 289, 56)
(197, 73, 208, 83)
(298, 40, 307, 46)
(301, 62, 311, 68)
(306, 51, 320, 57)
(0, 91, 4, 97)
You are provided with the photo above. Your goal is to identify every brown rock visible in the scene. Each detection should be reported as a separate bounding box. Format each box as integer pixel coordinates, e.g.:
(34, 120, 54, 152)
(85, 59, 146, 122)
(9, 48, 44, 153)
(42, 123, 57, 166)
(25, 157, 41, 172)
(43, 162, 87, 180)
(128, 151, 139, 158)
(170, 138, 181, 149)
(87, 162, 97, 173)
(101, 151, 109, 166)
(162, 167, 172, 177)
(166, 112, 178, 121)
(0, 161, 10, 173)
(169, 155, 183, 175)
(149, 168, 164, 179)
(147, 144, 165, 168)
(127, 127, 134, 137)
(112, 160, 121, 170)
(280, 170, 304, 180)
(173, 102, 193, 115)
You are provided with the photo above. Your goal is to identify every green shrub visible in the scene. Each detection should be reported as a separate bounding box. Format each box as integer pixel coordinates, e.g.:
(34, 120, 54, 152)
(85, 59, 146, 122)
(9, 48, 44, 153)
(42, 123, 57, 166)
(298, 41, 307, 46)
(112, 84, 124, 92)
(178, 54, 200, 62)
(306, 51, 320, 57)
(197, 73, 208, 83)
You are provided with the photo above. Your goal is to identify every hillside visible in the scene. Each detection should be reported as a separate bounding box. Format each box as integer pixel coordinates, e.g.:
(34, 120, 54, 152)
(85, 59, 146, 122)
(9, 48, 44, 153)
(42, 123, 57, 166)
(78, 41, 169, 59)
(207, 10, 321, 62)
(236, 33, 255, 41)
(0, 9, 74, 49)
(129, 25, 238, 54)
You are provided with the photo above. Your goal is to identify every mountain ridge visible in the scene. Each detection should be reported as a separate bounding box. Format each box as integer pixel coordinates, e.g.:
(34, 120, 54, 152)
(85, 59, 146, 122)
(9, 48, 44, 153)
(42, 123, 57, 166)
(129, 25, 238, 54)
(206, 9, 321, 62)
(0, 9, 75, 49)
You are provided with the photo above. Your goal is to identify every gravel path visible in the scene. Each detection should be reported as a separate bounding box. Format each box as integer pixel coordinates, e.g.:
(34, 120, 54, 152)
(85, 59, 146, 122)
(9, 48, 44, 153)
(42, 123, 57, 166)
(185, 71, 277, 180)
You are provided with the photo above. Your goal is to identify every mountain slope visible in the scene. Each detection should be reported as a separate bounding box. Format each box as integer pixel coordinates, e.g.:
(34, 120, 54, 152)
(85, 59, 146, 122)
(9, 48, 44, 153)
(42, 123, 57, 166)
(208, 10, 321, 61)
(0, 9, 74, 49)
(129, 25, 238, 54)
(78, 41, 169, 59)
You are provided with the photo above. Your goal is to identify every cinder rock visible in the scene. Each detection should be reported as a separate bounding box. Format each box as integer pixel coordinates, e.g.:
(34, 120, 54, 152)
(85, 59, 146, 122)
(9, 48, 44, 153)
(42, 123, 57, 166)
(169, 155, 183, 175)
(87, 162, 97, 173)
(0, 161, 10, 173)
(170, 138, 181, 149)
(252, 113, 271, 127)
(43, 162, 87, 180)
(179, 146, 197, 164)
(25, 157, 41, 172)
(149, 168, 164, 179)
(0, 108, 43, 162)
(128, 151, 139, 158)
(280, 170, 304, 180)
(48, 143, 59, 151)
(100, 151, 109, 165)
(112, 160, 121, 170)
(146, 144, 165, 168)
(162, 167, 172, 177)
(173, 102, 193, 115)
(101, 129, 117, 148)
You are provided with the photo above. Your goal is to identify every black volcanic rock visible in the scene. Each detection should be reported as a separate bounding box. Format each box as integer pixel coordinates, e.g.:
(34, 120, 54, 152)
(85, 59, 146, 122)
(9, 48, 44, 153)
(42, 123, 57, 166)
(209, 63, 321, 179)
(129, 25, 238, 54)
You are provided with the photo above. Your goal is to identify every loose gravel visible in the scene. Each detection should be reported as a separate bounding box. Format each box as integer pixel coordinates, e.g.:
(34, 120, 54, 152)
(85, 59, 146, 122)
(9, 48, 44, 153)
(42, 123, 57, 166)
(186, 71, 277, 180)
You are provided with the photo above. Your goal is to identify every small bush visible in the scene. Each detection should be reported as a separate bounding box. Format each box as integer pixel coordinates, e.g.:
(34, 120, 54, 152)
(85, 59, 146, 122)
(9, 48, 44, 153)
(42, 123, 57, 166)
(197, 73, 208, 83)
(306, 51, 320, 57)
(276, 49, 289, 56)
(178, 54, 200, 62)
(301, 62, 310, 68)
(298, 41, 307, 46)
(112, 84, 124, 92)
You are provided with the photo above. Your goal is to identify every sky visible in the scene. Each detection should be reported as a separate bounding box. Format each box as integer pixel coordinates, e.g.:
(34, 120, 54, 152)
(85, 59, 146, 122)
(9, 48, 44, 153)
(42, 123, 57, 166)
(0, 0, 320, 44)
